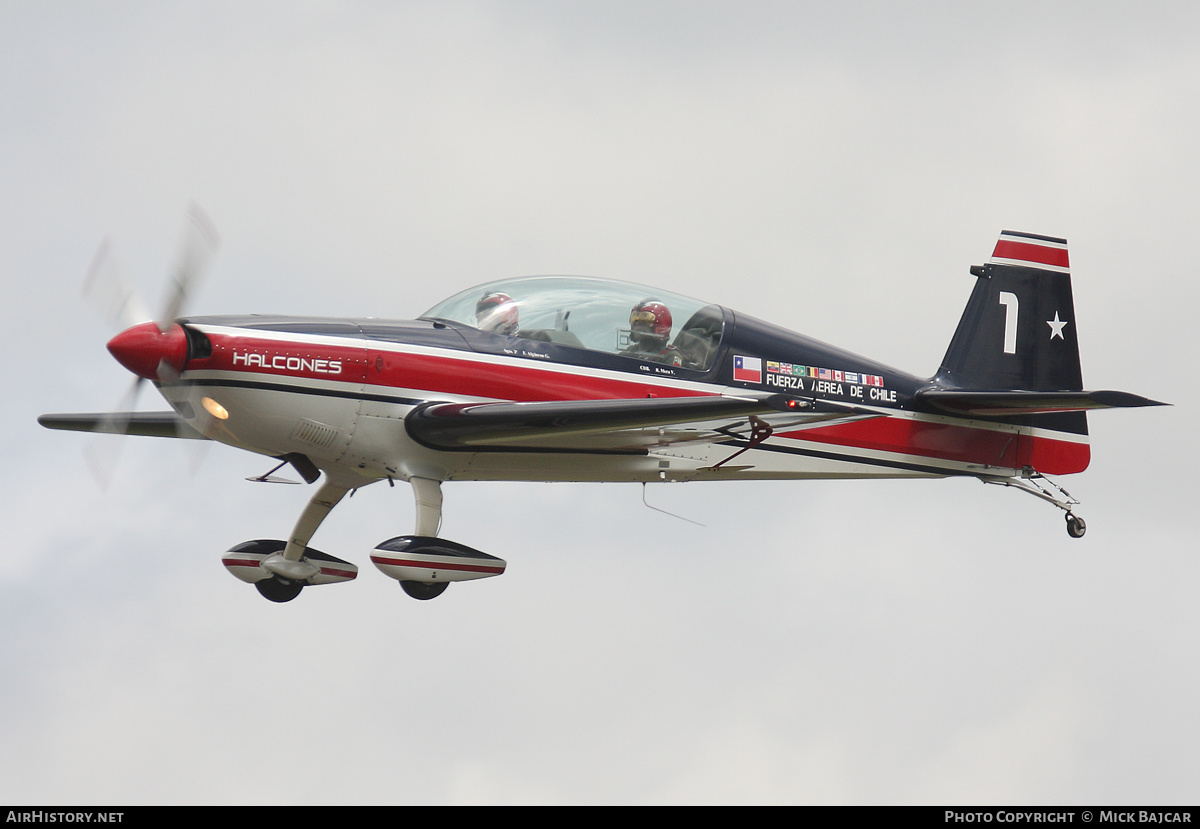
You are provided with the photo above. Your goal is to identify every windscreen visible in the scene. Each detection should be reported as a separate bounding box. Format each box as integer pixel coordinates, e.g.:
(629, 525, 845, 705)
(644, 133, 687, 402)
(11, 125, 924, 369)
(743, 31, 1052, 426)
(423, 276, 724, 371)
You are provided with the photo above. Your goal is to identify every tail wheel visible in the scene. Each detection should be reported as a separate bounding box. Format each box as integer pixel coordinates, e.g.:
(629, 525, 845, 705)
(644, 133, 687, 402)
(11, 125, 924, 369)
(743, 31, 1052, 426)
(256, 576, 304, 603)
(401, 580, 449, 600)
(1066, 514, 1087, 539)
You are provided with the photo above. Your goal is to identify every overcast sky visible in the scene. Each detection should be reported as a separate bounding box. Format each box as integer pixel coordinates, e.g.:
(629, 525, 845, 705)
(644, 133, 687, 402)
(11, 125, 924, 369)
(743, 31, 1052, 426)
(2, 1, 1196, 805)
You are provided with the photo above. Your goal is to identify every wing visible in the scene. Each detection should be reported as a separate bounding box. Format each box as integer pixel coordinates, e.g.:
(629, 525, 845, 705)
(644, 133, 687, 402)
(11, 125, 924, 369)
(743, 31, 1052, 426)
(37, 412, 206, 439)
(405, 393, 872, 453)
(915, 389, 1167, 416)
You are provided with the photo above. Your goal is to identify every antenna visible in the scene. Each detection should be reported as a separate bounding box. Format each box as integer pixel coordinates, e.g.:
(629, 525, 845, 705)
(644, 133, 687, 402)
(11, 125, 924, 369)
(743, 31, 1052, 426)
(641, 483, 705, 527)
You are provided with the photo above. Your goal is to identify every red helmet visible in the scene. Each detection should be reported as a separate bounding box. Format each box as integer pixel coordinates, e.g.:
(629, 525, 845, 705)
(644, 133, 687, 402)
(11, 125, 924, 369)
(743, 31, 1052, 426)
(476, 292, 519, 335)
(629, 299, 672, 346)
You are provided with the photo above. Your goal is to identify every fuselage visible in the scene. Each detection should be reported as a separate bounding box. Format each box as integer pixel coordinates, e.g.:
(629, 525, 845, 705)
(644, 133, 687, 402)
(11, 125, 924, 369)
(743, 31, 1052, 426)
(158, 276, 1088, 490)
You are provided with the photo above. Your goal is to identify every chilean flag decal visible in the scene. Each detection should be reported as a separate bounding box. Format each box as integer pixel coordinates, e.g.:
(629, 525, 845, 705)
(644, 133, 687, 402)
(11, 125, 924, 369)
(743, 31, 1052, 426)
(734, 355, 762, 383)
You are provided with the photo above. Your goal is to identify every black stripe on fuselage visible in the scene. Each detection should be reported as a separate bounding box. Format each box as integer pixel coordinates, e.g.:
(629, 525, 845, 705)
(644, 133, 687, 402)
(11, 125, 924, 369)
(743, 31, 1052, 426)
(186, 376, 427, 407)
(714, 437, 981, 478)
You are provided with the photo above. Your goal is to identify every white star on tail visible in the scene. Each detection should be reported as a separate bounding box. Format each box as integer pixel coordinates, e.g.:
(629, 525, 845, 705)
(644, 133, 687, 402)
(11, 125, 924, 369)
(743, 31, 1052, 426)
(1047, 312, 1068, 340)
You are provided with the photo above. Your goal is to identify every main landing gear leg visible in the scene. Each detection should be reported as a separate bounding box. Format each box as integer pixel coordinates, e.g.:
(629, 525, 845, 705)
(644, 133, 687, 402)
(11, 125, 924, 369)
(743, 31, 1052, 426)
(256, 479, 350, 601)
(984, 468, 1086, 539)
(399, 477, 449, 600)
(412, 476, 443, 537)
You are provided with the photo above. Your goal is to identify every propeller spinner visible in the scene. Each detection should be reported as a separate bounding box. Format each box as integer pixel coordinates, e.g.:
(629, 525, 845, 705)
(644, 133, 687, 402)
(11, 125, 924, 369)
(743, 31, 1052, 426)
(107, 321, 189, 381)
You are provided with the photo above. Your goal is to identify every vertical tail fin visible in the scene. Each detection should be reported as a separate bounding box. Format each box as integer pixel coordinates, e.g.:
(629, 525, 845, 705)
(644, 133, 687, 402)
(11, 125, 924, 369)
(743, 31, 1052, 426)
(935, 230, 1088, 473)
(925, 231, 1164, 475)
(937, 231, 1082, 392)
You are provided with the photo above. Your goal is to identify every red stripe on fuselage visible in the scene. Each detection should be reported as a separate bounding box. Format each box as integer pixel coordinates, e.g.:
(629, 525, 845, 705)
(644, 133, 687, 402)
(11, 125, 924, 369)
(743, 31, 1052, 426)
(371, 350, 705, 401)
(194, 331, 711, 401)
(779, 418, 1089, 474)
(1018, 433, 1090, 475)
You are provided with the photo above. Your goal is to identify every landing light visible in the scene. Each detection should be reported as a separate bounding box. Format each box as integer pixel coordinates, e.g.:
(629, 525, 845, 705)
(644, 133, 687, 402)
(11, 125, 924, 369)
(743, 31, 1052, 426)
(202, 397, 229, 420)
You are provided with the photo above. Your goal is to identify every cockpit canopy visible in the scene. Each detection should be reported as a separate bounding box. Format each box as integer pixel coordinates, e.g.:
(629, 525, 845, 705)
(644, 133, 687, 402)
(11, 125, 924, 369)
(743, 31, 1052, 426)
(422, 276, 726, 372)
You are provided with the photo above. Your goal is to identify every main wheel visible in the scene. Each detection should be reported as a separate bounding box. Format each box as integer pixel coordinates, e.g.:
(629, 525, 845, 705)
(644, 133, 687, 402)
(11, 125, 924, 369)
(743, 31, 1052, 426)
(401, 580, 449, 600)
(1066, 514, 1087, 539)
(256, 576, 304, 603)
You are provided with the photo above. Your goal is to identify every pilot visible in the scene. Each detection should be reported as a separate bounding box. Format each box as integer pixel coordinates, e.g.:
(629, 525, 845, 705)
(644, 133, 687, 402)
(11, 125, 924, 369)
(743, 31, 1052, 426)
(475, 292, 519, 335)
(622, 298, 682, 366)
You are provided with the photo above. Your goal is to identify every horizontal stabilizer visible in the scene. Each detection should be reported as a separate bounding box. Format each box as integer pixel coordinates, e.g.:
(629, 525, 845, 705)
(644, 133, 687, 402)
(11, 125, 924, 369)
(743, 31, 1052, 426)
(406, 393, 866, 452)
(915, 389, 1167, 417)
(37, 411, 206, 439)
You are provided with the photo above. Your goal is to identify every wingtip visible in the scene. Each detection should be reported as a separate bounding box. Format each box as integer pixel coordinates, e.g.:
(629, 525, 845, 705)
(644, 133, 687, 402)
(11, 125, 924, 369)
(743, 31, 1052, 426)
(1089, 390, 1170, 408)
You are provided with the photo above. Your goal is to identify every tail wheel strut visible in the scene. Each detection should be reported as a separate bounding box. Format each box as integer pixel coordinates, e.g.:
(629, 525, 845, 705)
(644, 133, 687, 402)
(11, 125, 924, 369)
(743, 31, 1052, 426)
(983, 468, 1086, 539)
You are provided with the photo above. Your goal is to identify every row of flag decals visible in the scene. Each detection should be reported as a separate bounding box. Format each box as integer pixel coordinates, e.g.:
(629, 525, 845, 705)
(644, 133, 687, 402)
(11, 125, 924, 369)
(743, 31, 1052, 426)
(766, 359, 883, 386)
(734, 355, 884, 387)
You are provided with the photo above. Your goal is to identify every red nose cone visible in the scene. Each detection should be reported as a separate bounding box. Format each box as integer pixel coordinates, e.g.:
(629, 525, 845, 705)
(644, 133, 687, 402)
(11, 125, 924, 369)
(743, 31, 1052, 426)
(106, 322, 188, 381)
